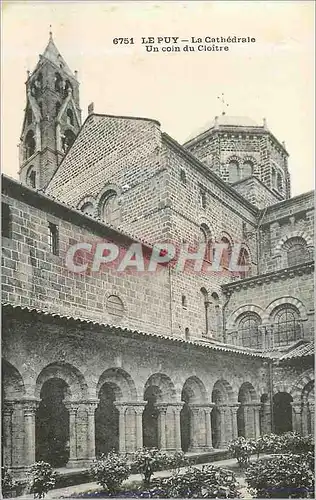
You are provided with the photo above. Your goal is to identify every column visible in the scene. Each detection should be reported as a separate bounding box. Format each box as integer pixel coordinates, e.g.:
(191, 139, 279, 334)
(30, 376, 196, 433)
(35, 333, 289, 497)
(156, 405, 168, 451)
(64, 402, 80, 467)
(165, 403, 183, 451)
(134, 404, 146, 451)
(204, 405, 214, 451)
(23, 399, 40, 466)
(218, 406, 228, 448)
(188, 406, 201, 452)
(3, 401, 14, 467)
(301, 402, 309, 436)
(86, 400, 99, 463)
(308, 403, 314, 436)
(114, 403, 127, 454)
(253, 404, 261, 438)
(229, 404, 240, 441)
(260, 400, 272, 435)
(173, 404, 183, 451)
(291, 402, 302, 433)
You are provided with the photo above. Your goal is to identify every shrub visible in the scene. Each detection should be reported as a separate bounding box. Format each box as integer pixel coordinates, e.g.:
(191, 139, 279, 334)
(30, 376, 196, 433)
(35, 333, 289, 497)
(245, 453, 314, 498)
(278, 432, 314, 455)
(228, 437, 256, 468)
(151, 465, 240, 498)
(1, 466, 14, 492)
(28, 461, 57, 499)
(131, 448, 171, 486)
(90, 451, 130, 495)
(166, 451, 189, 473)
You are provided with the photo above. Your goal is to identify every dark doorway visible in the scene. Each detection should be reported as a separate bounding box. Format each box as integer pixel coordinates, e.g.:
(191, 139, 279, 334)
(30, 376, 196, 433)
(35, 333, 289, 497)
(180, 402, 191, 452)
(143, 387, 159, 448)
(211, 407, 221, 448)
(35, 378, 69, 467)
(273, 392, 293, 434)
(95, 383, 119, 456)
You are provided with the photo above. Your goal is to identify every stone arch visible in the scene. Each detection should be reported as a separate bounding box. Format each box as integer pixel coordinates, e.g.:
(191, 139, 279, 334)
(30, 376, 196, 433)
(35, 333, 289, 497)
(96, 368, 137, 401)
(238, 382, 258, 403)
(96, 183, 121, 206)
(182, 376, 208, 404)
(211, 378, 236, 404)
(144, 373, 177, 403)
(34, 362, 88, 401)
(2, 359, 26, 399)
(96, 184, 122, 224)
(77, 195, 96, 216)
(290, 368, 314, 401)
(274, 231, 313, 254)
(263, 296, 307, 322)
(226, 304, 264, 330)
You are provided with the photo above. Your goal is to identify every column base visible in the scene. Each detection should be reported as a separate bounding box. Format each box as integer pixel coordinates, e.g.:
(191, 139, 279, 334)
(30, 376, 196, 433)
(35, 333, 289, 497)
(66, 458, 88, 469)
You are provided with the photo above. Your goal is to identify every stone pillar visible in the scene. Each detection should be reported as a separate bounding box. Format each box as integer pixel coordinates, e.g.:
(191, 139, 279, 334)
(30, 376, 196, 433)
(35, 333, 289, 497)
(64, 402, 80, 467)
(260, 401, 272, 435)
(165, 403, 183, 451)
(23, 399, 40, 466)
(253, 404, 261, 438)
(114, 403, 127, 454)
(291, 402, 302, 433)
(301, 402, 309, 436)
(3, 401, 14, 467)
(204, 405, 214, 451)
(134, 404, 146, 451)
(308, 403, 314, 436)
(188, 406, 201, 452)
(156, 405, 168, 451)
(229, 404, 240, 441)
(86, 400, 99, 463)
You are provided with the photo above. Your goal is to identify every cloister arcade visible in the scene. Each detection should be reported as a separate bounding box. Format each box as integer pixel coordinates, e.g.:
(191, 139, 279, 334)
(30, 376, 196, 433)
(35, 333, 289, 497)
(2, 359, 314, 472)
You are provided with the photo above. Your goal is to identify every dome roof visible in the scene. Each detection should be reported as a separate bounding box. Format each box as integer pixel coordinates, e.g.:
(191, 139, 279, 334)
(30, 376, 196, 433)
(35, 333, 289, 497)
(184, 115, 262, 143)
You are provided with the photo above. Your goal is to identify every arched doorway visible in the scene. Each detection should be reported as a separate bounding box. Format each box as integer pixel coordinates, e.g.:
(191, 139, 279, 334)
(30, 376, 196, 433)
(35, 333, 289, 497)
(35, 378, 70, 467)
(237, 382, 258, 438)
(180, 376, 208, 452)
(273, 392, 293, 434)
(95, 383, 119, 456)
(211, 379, 235, 448)
(95, 368, 137, 456)
(143, 386, 159, 448)
(143, 373, 176, 450)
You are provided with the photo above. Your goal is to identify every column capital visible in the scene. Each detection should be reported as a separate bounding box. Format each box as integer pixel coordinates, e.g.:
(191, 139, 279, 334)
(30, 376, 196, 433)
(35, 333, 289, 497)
(85, 399, 100, 414)
(64, 401, 80, 414)
(3, 400, 15, 414)
(156, 404, 168, 414)
(22, 399, 40, 415)
(291, 402, 302, 414)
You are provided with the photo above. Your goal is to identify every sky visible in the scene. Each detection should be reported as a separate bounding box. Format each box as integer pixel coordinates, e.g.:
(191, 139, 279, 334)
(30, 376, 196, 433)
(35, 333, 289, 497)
(1, 0, 315, 196)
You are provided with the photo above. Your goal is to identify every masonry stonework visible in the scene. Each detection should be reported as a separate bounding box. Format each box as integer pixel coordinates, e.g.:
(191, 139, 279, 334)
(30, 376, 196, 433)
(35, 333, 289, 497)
(2, 35, 314, 476)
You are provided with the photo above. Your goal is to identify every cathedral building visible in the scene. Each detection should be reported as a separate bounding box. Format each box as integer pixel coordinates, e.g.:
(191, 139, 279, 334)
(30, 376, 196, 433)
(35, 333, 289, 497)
(2, 34, 314, 476)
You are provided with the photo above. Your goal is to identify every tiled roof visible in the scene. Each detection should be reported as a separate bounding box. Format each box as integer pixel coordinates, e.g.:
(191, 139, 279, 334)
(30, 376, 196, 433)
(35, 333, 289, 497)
(279, 341, 314, 361)
(2, 303, 265, 358)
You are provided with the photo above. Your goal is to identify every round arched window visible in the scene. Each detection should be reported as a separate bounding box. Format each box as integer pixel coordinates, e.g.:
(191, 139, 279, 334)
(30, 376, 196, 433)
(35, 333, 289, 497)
(106, 295, 124, 317)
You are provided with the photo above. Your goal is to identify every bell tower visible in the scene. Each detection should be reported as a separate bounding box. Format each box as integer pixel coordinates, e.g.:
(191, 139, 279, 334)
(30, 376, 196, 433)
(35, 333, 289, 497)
(19, 32, 81, 190)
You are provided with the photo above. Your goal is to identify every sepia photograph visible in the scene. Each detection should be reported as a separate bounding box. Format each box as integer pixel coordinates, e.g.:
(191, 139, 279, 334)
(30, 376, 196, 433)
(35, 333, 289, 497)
(1, 1, 315, 498)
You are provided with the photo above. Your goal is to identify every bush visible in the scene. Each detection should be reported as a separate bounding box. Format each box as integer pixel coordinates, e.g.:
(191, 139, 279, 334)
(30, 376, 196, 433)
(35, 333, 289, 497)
(90, 451, 130, 495)
(166, 451, 189, 473)
(279, 432, 314, 455)
(151, 465, 240, 498)
(245, 454, 314, 498)
(228, 437, 256, 468)
(28, 461, 57, 499)
(1, 466, 14, 492)
(131, 448, 171, 486)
